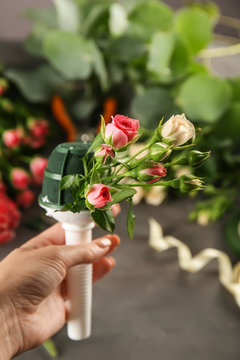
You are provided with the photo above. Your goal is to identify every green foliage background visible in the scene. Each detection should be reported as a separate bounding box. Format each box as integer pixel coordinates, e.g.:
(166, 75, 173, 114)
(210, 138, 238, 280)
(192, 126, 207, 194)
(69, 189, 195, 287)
(4, 0, 240, 254)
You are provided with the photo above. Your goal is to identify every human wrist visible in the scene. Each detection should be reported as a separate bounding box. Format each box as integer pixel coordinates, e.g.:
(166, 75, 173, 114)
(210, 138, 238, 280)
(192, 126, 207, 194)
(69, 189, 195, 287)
(0, 293, 21, 359)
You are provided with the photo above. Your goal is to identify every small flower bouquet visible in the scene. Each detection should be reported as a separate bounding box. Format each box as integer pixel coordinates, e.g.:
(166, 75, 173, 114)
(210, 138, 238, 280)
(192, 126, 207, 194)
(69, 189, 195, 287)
(60, 113, 210, 238)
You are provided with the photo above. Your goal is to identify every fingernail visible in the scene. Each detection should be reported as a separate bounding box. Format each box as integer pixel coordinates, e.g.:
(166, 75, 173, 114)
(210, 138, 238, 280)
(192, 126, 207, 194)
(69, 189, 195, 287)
(99, 238, 112, 248)
(106, 257, 116, 267)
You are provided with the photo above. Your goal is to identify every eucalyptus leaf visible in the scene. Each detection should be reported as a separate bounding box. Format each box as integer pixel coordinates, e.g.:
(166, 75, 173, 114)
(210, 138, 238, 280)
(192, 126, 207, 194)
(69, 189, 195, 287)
(131, 87, 177, 128)
(109, 3, 128, 36)
(215, 102, 240, 141)
(148, 31, 175, 79)
(177, 74, 232, 123)
(89, 41, 108, 90)
(127, 199, 136, 239)
(91, 209, 115, 233)
(228, 78, 240, 101)
(128, 1, 173, 38)
(24, 23, 49, 57)
(71, 97, 97, 121)
(43, 30, 93, 80)
(5, 65, 66, 103)
(174, 7, 213, 54)
(52, 0, 80, 31)
(108, 36, 146, 63)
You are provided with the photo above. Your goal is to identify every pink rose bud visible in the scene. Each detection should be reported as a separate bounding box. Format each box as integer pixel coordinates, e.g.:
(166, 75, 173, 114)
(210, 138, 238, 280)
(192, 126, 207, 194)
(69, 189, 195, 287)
(16, 190, 35, 208)
(105, 114, 140, 149)
(86, 184, 112, 209)
(11, 168, 31, 190)
(138, 162, 167, 184)
(95, 144, 115, 164)
(30, 157, 48, 185)
(2, 128, 23, 148)
(28, 118, 49, 138)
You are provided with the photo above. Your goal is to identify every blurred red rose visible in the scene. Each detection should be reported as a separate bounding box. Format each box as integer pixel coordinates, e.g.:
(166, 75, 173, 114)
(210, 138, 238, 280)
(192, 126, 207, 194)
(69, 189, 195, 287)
(0, 192, 21, 244)
(11, 168, 31, 190)
(16, 190, 35, 208)
(30, 157, 48, 185)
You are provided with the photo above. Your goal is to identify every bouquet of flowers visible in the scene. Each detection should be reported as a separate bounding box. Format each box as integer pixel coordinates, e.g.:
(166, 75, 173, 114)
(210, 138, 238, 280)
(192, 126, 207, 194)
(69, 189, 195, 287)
(0, 77, 49, 243)
(60, 113, 210, 237)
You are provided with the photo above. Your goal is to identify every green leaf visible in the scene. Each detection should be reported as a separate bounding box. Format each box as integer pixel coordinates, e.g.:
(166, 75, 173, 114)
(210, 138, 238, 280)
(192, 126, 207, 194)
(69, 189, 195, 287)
(109, 3, 128, 36)
(71, 175, 84, 197)
(108, 36, 146, 63)
(90, 164, 101, 185)
(228, 78, 240, 101)
(127, 199, 136, 239)
(73, 199, 87, 212)
(128, 1, 173, 38)
(91, 209, 115, 233)
(131, 87, 177, 128)
(87, 132, 104, 154)
(177, 74, 232, 123)
(174, 8, 213, 54)
(111, 188, 137, 204)
(89, 41, 108, 90)
(215, 102, 240, 142)
(71, 97, 97, 121)
(5, 65, 66, 103)
(60, 175, 75, 190)
(100, 115, 106, 141)
(43, 30, 93, 80)
(24, 23, 49, 57)
(148, 31, 175, 79)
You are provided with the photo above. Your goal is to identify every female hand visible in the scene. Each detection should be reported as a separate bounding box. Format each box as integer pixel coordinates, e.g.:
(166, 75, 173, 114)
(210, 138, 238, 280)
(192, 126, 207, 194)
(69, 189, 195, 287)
(0, 223, 120, 359)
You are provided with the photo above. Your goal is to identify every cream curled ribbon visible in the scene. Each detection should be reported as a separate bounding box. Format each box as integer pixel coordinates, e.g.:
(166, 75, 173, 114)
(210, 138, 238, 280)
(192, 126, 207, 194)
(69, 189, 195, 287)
(149, 218, 240, 307)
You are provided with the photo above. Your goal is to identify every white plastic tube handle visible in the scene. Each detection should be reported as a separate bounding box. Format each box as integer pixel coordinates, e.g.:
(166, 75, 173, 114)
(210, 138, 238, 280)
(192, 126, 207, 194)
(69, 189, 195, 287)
(62, 222, 94, 341)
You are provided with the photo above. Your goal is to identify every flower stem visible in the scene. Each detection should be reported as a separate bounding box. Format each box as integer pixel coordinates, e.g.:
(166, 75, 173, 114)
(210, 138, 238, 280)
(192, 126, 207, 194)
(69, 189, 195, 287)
(43, 339, 58, 358)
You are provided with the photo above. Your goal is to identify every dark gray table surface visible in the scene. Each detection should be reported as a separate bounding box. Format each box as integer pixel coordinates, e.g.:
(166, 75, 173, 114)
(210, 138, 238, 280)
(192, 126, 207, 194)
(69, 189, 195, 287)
(1, 198, 240, 360)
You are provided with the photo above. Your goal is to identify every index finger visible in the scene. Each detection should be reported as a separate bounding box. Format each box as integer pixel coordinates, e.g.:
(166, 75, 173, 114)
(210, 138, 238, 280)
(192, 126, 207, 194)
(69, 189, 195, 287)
(21, 222, 65, 249)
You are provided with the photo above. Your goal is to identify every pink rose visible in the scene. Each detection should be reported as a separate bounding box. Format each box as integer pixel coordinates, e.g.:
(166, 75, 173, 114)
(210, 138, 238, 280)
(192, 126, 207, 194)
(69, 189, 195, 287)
(86, 184, 112, 209)
(30, 157, 48, 185)
(105, 114, 140, 149)
(2, 129, 23, 148)
(105, 123, 128, 149)
(96, 144, 115, 164)
(112, 114, 139, 141)
(139, 162, 167, 184)
(16, 190, 35, 208)
(11, 168, 30, 190)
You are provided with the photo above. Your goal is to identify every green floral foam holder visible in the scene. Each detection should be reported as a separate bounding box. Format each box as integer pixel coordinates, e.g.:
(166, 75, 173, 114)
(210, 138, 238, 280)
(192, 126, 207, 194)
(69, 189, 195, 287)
(39, 142, 91, 210)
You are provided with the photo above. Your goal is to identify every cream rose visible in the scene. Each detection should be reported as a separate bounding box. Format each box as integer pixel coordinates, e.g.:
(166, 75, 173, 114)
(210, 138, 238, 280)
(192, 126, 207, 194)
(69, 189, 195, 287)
(161, 114, 195, 146)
